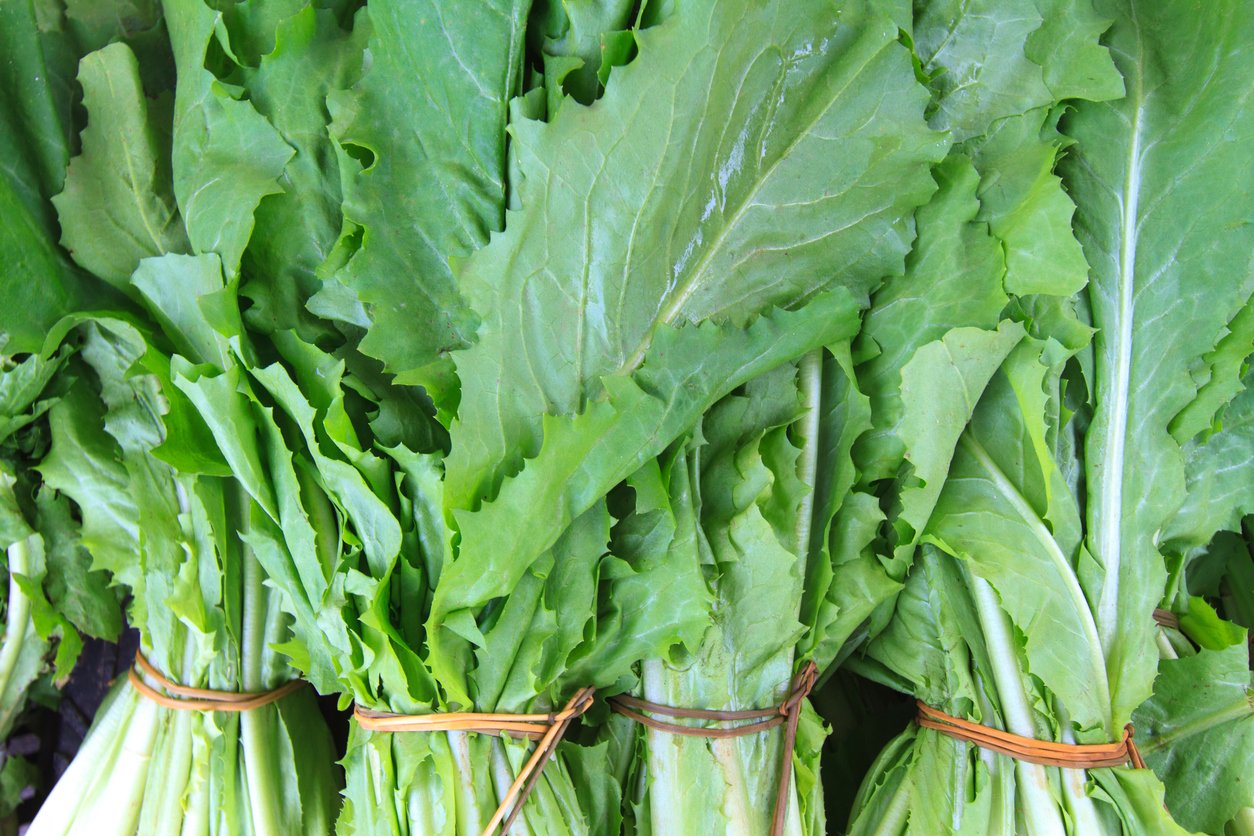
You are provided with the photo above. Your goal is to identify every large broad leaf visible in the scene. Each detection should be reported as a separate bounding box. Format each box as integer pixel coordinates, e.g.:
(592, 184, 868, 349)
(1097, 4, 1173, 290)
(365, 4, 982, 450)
(233, 6, 366, 336)
(1061, 0, 1254, 729)
(446, 0, 945, 514)
(316, 0, 530, 381)
(0, 1, 113, 352)
(429, 0, 947, 701)
(926, 340, 1112, 738)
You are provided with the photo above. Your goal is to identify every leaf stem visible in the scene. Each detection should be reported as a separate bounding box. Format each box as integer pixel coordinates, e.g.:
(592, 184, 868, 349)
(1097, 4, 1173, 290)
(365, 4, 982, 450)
(968, 573, 1065, 836)
(0, 539, 33, 698)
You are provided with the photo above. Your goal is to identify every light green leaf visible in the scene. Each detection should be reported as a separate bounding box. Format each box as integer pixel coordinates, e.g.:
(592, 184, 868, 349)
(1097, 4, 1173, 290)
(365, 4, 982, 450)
(894, 321, 1025, 553)
(447, 0, 946, 516)
(1134, 641, 1253, 834)
(853, 155, 1009, 483)
(1062, 0, 1254, 727)
(53, 41, 188, 287)
(320, 0, 530, 379)
(1165, 378, 1254, 554)
(234, 6, 365, 335)
(912, 0, 1122, 141)
(432, 291, 863, 705)
(927, 341, 1111, 736)
(162, 0, 293, 276)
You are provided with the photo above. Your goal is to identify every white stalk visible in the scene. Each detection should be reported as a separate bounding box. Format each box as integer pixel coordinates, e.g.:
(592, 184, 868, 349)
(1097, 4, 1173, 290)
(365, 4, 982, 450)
(0, 539, 34, 692)
(1094, 71, 1147, 650)
(969, 575, 1065, 836)
(641, 657, 683, 834)
(711, 736, 754, 835)
(449, 731, 485, 835)
(238, 485, 282, 836)
(1055, 711, 1104, 834)
(489, 739, 533, 836)
(28, 685, 145, 834)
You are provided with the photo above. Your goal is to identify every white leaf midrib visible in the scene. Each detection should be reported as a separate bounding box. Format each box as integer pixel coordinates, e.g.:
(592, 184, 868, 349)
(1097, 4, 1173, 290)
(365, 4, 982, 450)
(1094, 49, 1146, 653)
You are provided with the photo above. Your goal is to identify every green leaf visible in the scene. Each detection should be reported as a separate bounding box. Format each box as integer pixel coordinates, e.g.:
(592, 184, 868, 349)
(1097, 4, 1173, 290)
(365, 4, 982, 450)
(446, 0, 946, 516)
(1165, 377, 1254, 554)
(911, 0, 1123, 141)
(53, 41, 189, 287)
(234, 6, 366, 335)
(853, 156, 1009, 484)
(0, 753, 37, 817)
(432, 291, 863, 705)
(1170, 304, 1254, 445)
(319, 0, 530, 378)
(1134, 641, 1253, 834)
(926, 340, 1111, 736)
(1062, 0, 1254, 727)
(163, 0, 293, 275)
(0, 1, 118, 353)
(894, 321, 1025, 554)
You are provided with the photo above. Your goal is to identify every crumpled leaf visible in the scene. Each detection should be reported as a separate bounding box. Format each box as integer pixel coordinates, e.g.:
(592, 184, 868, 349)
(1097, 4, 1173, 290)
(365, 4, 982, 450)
(163, 0, 293, 277)
(53, 41, 188, 287)
(316, 0, 530, 382)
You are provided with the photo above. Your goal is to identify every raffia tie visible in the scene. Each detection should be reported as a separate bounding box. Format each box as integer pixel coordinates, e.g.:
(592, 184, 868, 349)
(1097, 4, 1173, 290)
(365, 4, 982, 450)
(917, 701, 1147, 769)
(128, 651, 305, 712)
(354, 686, 596, 836)
(1152, 607, 1181, 630)
(606, 661, 820, 836)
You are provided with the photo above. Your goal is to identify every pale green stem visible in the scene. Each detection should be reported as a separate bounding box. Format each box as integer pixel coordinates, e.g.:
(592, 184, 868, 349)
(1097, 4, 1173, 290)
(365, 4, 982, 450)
(1154, 629, 1179, 660)
(969, 575, 1065, 836)
(0, 539, 33, 694)
(1231, 806, 1254, 836)
(238, 486, 282, 836)
(1054, 708, 1103, 834)
(711, 737, 754, 835)
(143, 710, 194, 833)
(793, 350, 822, 557)
(451, 731, 486, 835)
(488, 739, 534, 836)
(641, 658, 682, 834)
(28, 685, 145, 834)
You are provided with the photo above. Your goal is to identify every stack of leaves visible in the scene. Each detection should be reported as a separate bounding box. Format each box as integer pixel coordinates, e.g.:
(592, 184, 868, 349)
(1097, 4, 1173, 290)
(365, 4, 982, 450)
(27, 316, 339, 835)
(1135, 366, 1254, 833)
(0, 1, 348, 832)
(0, 0, 1250, 834)
(844, 0, 1253, 832)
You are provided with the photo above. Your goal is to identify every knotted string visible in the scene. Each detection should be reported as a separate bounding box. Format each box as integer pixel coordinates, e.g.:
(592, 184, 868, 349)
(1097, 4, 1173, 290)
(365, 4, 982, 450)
(607, 661, 820, 836)
(354, 686, 596, 836)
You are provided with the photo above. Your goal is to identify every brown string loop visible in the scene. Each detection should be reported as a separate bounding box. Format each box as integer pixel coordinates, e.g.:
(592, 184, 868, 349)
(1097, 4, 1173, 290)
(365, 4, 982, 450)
(353, 687, 596, 836)
(127, 651, 305, 712)
(1152, 608, 1181, 630)
(607, 661, 819, 836)
(917, 701, 1146, 769)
